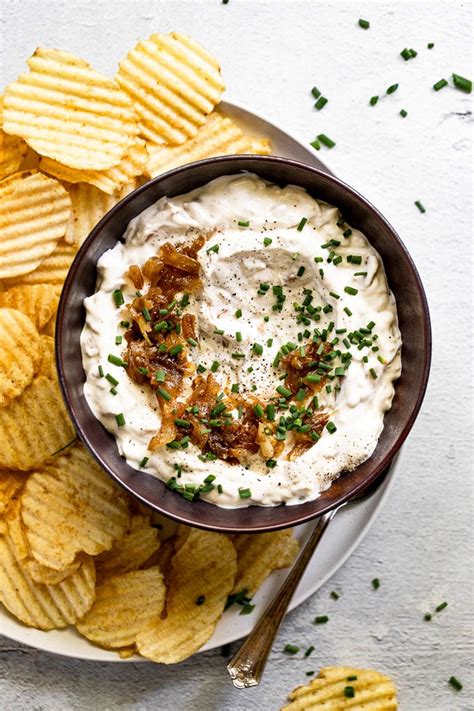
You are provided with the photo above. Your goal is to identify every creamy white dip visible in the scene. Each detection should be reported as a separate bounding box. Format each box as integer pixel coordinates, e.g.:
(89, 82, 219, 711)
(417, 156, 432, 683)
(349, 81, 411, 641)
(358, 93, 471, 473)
(81, 174, 401, 507)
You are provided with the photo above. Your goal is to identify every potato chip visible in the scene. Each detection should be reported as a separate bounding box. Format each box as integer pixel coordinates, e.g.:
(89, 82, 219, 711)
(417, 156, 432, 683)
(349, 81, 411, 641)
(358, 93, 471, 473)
(145, 111, 249, 177)
(117, 647, 137, 659)
(21, 443, 130, 570)
(0, 469, 25, 514)
(142, 536, 176, 587)
(96, 515, 161, 580)
(137, 528, 236, 664)
(0, 284, 60, 330)
(0, 97, 28, 179)
(6, 497, 81, 585)
(37, 335, 55, 379)
(64, 181, 136, 246)
(40, 138, 147, 195)
(0, 170, 71, 279)
(249, 136, 272, 155)
(76, 567, 165, 648)
(0, 308, 43, 406)
(41, 315, 56, 337)
(4, 239, 76, 287)
(231, 529, 299, 597)
(117, 32, 225, 145)
(282, 666, 398, 710)
(0, 524, 95, 630)
(3, 48, 139, 170)
(0, 375, 76, 470)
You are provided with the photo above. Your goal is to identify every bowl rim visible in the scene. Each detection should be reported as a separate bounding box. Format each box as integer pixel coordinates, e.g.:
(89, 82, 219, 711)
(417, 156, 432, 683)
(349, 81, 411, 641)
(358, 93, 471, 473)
(56, 154, 432, 532)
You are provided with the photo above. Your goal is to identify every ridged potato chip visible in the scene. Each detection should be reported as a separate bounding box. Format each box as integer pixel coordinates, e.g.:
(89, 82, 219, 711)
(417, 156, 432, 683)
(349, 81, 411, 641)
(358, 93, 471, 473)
(0, 284, 60, 330)
(64, 181, 136, 246)
(3, 48, 140, 170)
(249, 136, 272, 155)
(137, 528, 236, 664)
(0, 97, 28, 179)
(4, 239, 76, 287)
(6, 497, 81, 584)
(0, 308, 43, 406)
(96, 515, 161, 580)
(146, 111, 248, 177)
(0, 170, 71, 279)
(0, 469, 25, 515)
(142, 537, 176, 586)
(0, 375, 75, 470)
(21, 443, 130, 570)
(37, 335, 55, 379)
(117, 32, 225, 145)
(282, 666, 398, 710)
(76, 567, 165, 648)
(40, 138, 147, 195)
(231, 529, 299, 597)
(0, 524, 96, 630)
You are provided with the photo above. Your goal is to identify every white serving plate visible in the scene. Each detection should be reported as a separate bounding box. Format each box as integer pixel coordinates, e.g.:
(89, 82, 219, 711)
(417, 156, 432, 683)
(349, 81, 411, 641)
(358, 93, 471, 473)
(0, 101, 401, 661)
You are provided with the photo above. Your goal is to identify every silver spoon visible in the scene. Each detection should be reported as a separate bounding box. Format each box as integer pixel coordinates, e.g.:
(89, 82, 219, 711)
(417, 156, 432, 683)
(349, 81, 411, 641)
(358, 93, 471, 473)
(227, 467, 392, 689)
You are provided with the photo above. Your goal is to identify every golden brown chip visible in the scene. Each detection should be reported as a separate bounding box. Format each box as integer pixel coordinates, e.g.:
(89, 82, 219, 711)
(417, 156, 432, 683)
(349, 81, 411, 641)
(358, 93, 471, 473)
(282, 666, 398, 710)
(249, 136, 272, 155)
(231, 529, 300, 597)
(21, 443, 130, 570)
(76, 567, 165, 648)
(3, 48, 139, 170)
(0, 375, 75, 470)
(0, 469, 25, 515)
(64, 181, 136, 246)
(0, 523, 96, 630)
(0, 170, 71, 279)
(95, 515, 161, 580)
(145, 111, 250, 177)
(40, 138, 147, 195)
(117, 647, 136, 659)
(0, 284, 60, 330)
(4, 239, 76, 287)
(0, 97, 28, 179)
(0, 308, 43, 406)
(37, 335, 56, 379)
(41, 315, 56, 336)
(136, 528, 236, 664)
(117, 32, 225, 145)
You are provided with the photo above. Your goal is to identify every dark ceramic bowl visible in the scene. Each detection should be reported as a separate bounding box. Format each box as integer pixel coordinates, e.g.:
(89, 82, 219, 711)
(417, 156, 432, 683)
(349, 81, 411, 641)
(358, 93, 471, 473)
(56, 156, 431, 533)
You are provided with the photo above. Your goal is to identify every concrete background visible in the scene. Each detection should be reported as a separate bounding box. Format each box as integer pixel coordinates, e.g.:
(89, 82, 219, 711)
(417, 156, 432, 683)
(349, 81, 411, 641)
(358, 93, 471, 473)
(0, 1, 472, 709)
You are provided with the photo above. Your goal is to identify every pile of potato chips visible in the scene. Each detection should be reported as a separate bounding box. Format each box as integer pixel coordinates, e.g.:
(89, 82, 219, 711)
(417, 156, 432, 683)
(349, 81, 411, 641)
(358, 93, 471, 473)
(0, 32, 305, 664)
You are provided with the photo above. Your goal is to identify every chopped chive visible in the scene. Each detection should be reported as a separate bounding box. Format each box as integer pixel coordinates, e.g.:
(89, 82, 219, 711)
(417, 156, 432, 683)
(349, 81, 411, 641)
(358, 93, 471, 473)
(157, 387, 172, 401)
(317, 133, 336, 148)
(232, 352, 245, 359)
(235, 331, 242, 343)
(238, 220, 250, 227)
(343, 228, 352, 238)
(207, 244, 219, 254)
(358, 18, 370, 29)
(315, 96, 328, 110)
(252, 343, 263, 356)
(106, 373, 119, 386)
(283, 644, 299, 654)
(254, 404, 264, 418)
(310, 139, 321, 150)
(424, 613, 432, 621)
(436, 601, 448, 612)
(386, 83, 399, 94)
(187, 337, 198, 348)
(304, 645, 315, 657)
(448, 676, 463, 691)
(110, 387, 118, 395)
(108, 354, 127, 368)
(120, 320, 129, 328)
(174, 418, 190, 429)
(197, 363, 206, 373)
(276, 385, 292, 398)
(153, 320, 168, 333)
(372, 577, 380, 589)
(139, 456, 149, 468)
(306, 671, 315, 677)
(113, 289, 124, 307)
(137, 367, 148, 376)
(452, 73, 472, 93)
(344, 286, 358, 296)
(266, 459, 277, 468)
(296, 388, 307, 402)
(297, 266, 305, 277)
(115, 335, 122, 345)
(297, 217, 308, 231)
(115, 413, 125, 427)
(196, 595, 206, 606)
(239, 603, 255, 615)
(433, 78, 448, 91)
(142, 307, 151, 322)
(326, 422, 337, 434)
(210, 360, 219, 373)
(427, 42, 434, 49)
(329, 291, 340, 299)
(354, 271, 367, 277)
(344, 686, 355, 698)
(235, 308, 242, 318)
(266, 404, 276, 421)
(239, 488, 252, 499)
(314, 615, 329, 624)
(330, 591, 340, 600)
(98, 365, 104, 377)
(415, 200, 426, 213)
(347, 254, 362, 264)
(400, 108, 408, 117)
(369, 95, 379, 106)
(311, 86, 321, 99)
(180, 293, 190, 307)
(214, 328, 224, 336)
(217, 484, 223, 494)
(263, 237, 273, 246)
(400, 48, 412, 61)
(169, 344, 183, 356)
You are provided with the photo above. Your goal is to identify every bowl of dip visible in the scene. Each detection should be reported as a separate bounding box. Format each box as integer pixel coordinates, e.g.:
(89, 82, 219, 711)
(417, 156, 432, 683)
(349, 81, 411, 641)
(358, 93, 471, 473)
(56, 156, 431, 532)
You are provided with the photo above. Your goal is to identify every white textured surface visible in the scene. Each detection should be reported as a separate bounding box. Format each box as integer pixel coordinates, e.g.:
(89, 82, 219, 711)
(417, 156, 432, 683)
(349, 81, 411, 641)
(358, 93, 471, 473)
(0, 1, 472, 710)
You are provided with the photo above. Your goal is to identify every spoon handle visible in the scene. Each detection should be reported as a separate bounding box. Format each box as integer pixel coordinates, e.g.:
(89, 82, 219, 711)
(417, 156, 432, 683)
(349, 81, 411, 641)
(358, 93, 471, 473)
(227, 509, 336, 688)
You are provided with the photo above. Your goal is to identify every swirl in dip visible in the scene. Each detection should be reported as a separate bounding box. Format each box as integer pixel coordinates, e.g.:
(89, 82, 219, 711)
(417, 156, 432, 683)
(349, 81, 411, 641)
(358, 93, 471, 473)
(81, 174, 402, 508)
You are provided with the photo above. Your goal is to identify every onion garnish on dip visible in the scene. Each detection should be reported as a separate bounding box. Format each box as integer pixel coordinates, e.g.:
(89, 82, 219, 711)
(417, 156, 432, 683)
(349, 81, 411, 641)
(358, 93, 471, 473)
(81, 174, 402, 508)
